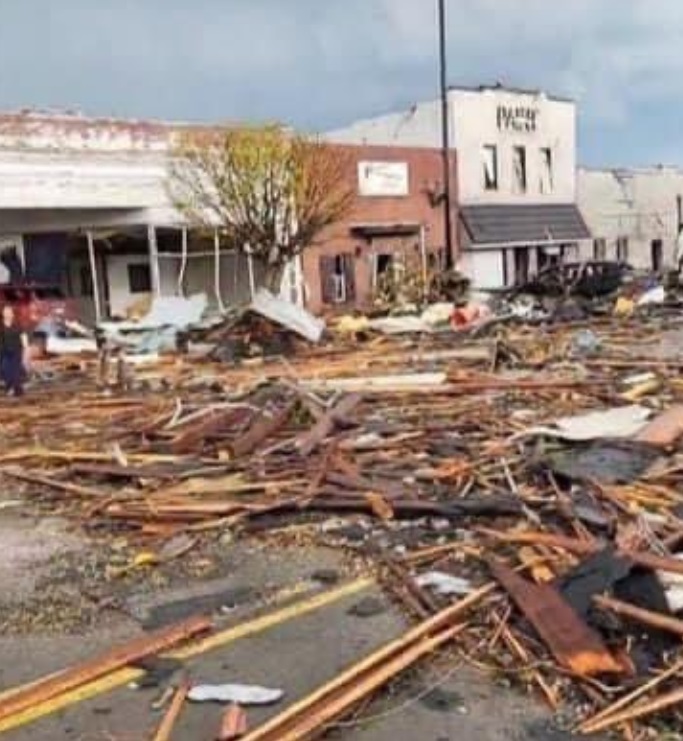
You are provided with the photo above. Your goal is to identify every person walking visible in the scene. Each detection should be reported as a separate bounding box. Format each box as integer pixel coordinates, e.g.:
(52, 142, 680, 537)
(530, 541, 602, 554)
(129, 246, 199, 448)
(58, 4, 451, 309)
(0, 305, 28, 396)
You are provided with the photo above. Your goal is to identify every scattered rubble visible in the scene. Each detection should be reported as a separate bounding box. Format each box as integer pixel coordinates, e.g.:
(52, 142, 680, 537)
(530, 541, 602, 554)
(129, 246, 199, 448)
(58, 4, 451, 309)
(5, 277, 683, 737)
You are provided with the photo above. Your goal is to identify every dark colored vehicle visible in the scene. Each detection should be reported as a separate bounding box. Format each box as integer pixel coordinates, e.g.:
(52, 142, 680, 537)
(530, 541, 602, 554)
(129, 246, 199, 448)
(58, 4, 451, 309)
(0, 284, 76, 332)
(513, 261, 632, 299)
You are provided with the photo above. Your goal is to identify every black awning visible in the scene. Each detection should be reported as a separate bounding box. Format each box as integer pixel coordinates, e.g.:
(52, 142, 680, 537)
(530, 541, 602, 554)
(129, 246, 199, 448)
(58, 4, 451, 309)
(460, 204, 591, 245)
(350, 222, 421, 237)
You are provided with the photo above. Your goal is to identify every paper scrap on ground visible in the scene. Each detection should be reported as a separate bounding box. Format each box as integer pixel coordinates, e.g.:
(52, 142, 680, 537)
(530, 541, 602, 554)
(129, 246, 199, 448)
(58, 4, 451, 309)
(518, 405, 652, 442)
(415, 571, 472, 596)
(188, 684, 284, 706)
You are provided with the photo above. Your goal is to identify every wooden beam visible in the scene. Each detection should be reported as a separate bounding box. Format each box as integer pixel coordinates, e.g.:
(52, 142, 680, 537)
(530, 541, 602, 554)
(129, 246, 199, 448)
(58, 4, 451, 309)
(0, 616, 210, 724)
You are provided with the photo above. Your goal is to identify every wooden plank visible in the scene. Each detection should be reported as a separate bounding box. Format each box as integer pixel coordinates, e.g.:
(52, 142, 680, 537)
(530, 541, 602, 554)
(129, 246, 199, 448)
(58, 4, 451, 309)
(489, 561, 623, 677)
(295, 394, 362, 456)
(151, 680, 190, 741)
(0, 616, 210, 724)
(593, 594, 683, 637)
(635, 405, 683, 448)
(228, 400, 298, 458)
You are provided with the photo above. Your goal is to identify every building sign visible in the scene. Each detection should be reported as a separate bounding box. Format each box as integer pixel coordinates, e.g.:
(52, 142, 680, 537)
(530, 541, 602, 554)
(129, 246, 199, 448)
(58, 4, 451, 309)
(497, 105, 539, 133)
(358, 161, 409, 197)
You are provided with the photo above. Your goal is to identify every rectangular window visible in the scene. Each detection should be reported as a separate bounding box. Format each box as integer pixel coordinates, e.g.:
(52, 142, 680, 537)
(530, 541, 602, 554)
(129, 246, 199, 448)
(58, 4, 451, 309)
(320, 254, 356, 305)
(482, 145, 498, 191)
(512, 146, 527, 194)
(539, 147, 553, 194)
(127, 263, 152, 293)
(616, 237, 629, 263)
(593, 238, 607, 261)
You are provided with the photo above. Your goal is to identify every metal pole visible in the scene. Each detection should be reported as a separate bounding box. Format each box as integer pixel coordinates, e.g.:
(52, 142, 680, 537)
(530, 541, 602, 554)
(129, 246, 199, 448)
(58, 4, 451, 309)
(213, 229, 226, 312)
(438, 0, 454, 270)
(86, 231, 102, 323)
(177, 226, 188, 297)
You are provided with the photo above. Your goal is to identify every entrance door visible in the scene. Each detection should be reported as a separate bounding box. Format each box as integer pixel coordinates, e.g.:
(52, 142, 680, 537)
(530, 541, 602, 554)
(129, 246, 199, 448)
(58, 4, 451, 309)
(651, 239, 663, 272)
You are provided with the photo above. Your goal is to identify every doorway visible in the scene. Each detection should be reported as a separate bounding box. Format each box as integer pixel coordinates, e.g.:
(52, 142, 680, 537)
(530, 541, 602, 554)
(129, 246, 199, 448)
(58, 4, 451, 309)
(651, 239, 663, 272)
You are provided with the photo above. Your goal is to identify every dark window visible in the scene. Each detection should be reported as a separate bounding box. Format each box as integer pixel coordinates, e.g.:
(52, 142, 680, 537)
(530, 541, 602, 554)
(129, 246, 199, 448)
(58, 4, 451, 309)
(79, 266, 94, 296)
(482, 145, 498, 191)
(539, 148, 553, 194)
(616, 237, 629, 263)
(320, 254, 355, 305)
(514, 248, 530, 284)
(512, 146, 527, 194)
(593, 238, 607, 261)
(651, 239, 663, 272)
(127, 263, 152, 293)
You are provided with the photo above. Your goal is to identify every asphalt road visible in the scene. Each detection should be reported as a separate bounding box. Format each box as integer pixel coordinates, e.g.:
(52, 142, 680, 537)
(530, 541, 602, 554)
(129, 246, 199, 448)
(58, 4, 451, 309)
(0, 513, 584, 741)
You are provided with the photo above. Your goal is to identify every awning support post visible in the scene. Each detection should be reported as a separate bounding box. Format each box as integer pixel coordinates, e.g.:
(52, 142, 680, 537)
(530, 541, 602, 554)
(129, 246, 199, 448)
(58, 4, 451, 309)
(147, 224, 161, 296)
(86, 230, 102, 323)
(214, 229, 226, 312)
(177, 227, 188, 297)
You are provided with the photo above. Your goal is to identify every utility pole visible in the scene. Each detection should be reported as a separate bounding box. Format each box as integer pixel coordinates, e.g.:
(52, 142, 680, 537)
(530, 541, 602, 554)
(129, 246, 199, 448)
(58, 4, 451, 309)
(438, 0, 454, 269)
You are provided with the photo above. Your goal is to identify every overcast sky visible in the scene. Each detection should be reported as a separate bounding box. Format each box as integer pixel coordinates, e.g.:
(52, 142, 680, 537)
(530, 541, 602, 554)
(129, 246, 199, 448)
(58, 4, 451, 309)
(0, 0, 679, 167)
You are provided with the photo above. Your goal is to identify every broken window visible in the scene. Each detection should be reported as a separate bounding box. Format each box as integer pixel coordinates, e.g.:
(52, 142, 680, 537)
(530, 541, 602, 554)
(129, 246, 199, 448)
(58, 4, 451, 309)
(616, 237, 629, 263)
(482, 145, 498, 191)
(512, 146, 527, 194)
(127, 263, 152, 293)
(593, 239, 607, 261)
(540, 148, 553, 194)
(320, 254, 356, 305)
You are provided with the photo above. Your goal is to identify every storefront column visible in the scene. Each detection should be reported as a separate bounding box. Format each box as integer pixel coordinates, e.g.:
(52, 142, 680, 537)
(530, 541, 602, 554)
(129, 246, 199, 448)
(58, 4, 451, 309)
(146, 224, 161, 297)
(86, 230, 102, 323)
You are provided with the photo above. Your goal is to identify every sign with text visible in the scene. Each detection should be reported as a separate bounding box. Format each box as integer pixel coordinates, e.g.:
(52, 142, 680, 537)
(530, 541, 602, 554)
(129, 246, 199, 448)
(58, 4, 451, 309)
(497, 105, 539, 133)
(358, 161, 409, 197)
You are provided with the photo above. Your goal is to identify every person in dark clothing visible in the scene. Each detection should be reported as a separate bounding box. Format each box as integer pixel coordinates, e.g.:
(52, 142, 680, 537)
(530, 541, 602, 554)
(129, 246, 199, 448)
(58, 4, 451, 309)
(0, 305, 28, 396)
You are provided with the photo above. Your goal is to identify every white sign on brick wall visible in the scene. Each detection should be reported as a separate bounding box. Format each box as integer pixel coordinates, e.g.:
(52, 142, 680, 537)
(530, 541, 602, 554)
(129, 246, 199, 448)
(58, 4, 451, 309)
(358, 161, 409, 197)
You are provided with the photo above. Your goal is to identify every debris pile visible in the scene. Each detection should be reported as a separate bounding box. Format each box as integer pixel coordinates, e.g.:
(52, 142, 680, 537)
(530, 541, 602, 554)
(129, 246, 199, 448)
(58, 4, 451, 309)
(6, 312, 683, 736)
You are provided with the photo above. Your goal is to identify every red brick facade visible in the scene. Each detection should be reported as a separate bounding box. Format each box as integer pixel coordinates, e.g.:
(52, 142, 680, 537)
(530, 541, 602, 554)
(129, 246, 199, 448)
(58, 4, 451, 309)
(303, 144, 457, 313)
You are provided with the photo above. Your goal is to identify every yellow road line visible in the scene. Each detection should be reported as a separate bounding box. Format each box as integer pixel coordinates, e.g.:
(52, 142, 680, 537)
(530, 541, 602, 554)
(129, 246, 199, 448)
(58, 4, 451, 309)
(0, 577, 373, 735)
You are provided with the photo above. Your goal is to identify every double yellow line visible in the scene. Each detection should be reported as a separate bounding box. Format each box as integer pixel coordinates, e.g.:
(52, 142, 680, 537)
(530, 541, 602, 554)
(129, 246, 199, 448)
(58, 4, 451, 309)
(0, 578, 373, 734)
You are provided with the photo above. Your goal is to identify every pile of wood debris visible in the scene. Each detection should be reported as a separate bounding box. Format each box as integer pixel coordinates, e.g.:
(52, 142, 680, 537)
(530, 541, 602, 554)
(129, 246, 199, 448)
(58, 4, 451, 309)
(5, 314, 683, 736)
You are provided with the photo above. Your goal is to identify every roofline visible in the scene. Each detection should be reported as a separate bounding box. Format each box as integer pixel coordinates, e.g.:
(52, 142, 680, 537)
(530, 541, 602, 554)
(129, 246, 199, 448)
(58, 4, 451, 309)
(448, 83, 574, 103)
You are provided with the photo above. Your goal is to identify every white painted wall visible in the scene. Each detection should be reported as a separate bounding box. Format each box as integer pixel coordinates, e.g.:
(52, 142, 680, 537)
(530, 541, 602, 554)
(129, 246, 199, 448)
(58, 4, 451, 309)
(105, 254, 176, 317)
(578, 167, 683, 269)
(327, 87, 577, 205)
(458, 250, 504, 289)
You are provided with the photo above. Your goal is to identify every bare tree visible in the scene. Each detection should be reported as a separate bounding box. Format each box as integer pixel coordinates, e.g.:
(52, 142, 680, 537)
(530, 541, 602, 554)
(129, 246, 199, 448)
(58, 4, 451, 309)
(168, 125, 355, 293)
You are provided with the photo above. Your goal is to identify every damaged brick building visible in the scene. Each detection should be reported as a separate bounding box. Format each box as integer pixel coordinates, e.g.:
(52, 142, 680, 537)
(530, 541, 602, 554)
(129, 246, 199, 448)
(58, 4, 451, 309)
(302, 144, 455, 313)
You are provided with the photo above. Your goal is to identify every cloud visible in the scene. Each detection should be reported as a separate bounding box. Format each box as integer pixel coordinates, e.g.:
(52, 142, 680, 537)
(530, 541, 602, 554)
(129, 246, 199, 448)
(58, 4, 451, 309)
(0, 0, 679, 164)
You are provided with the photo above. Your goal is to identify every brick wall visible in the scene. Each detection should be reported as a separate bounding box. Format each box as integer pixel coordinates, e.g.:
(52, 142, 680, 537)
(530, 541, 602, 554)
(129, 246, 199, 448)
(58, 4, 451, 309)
(303, 144, 457, 313)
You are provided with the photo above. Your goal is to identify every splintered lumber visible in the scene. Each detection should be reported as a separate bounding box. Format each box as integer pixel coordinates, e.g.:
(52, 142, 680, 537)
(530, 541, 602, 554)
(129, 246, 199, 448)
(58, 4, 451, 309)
(577, 682, 683, 735)
(241, 583, 494, 740)
(242, 624, 464, 741)
(489, 561, 623, 677)
(635, 405, 683, 448)
(169, 407, 250, 454)
(579, 656, 683, 734)
(228, 400, 298, 458)
(1, 468, 104, 498)
(593, 595, 683, 637)
(218, 703, 249, 740)
(0, 616, 210, 724)
(296, 394, 362, 456)
(152, 679, 191, 741)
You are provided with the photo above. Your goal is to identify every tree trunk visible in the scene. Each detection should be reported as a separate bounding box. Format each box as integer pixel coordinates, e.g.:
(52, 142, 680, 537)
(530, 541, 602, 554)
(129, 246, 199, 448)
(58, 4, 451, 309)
(264, 262, 285, 294)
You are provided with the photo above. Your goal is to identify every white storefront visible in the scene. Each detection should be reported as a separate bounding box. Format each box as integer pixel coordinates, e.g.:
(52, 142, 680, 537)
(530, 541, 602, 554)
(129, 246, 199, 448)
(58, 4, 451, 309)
(327, 84, 591, 288)
(578, 166, 683, 272)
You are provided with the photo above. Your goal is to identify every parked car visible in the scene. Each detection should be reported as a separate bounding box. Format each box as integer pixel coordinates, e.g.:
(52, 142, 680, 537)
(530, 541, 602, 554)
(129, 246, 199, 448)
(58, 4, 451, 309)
(0, 284, 76, 332)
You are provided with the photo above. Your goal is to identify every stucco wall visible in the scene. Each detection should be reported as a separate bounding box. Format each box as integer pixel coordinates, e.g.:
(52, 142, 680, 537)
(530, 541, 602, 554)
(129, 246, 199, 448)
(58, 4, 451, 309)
(578, 167, 683, 269)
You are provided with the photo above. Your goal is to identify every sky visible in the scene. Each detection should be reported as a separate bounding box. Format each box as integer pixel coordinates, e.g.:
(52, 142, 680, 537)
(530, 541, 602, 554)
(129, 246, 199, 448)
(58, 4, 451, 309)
(0, 0, 680, 167)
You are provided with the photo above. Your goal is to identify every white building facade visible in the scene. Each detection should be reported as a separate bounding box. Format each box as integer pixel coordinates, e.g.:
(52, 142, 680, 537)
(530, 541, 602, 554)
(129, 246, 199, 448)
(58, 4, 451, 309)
(578, 166, 683, 272)
(328, 85, 591, 289)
